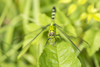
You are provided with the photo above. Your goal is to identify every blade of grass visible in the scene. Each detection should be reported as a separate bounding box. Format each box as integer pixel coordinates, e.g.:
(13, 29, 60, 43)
(23, 0, 31, 33)
(0, 0, 12, 27)
(93, 54, 99, 67)
(0, 42, 22, 63)
(33, 0, 40, 25)
(3, 15, 23, 51)
(33, 0, 40, 67)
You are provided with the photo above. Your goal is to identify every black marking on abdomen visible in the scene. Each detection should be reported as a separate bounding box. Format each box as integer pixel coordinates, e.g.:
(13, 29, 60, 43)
(52, 17, 54, 19)
(51, 6, 56, 20)
(52, 6, 56, 12)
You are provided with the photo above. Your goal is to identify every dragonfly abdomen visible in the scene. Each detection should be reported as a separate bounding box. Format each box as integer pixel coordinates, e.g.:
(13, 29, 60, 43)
(51, 6, 56, 20)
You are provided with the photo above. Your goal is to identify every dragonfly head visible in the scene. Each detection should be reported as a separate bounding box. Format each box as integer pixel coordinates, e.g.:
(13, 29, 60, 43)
(48, 24, 56, 36)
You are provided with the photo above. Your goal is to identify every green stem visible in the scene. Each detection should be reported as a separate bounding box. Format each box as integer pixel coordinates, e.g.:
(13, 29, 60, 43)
(93, 54, 99, 67)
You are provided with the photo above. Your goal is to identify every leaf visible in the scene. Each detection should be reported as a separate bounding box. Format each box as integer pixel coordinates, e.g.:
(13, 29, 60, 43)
(80, 12, 87, 20)
(23, 54, 36, 65)
(93, 54, 99, 67)
(64, 23, 77, 36)
(78, 0, 87, 5)
(56, 8, 76, 35)
(93, 13, 100, 22)
(39, 42, 81, 67)
(84, 28, 100, 56)
(17, 43, 31, 59)
(92, 32, 100, 54)
(87, 4, 98, 13)
(96, 1, 100, 9)
(87, 4, 94, 13)
(56, 8, 70, 25)
(87, 14, 92, 22)
(67, 4, 77, 15)
(39, 14, 51, 26)
(59, 0, 72, 3)
(3, 15, 22, 51)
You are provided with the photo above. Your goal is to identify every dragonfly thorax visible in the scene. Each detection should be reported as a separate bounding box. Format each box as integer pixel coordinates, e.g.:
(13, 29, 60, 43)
(48, 23, 56, 36)
(48, 30, 56, 45)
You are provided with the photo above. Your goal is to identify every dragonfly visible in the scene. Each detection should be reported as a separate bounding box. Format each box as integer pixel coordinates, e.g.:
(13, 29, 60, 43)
(17, 6, 85, 59)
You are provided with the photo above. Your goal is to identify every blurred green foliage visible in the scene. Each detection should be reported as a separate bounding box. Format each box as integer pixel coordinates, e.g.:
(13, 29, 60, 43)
(0, 0, 100, 67)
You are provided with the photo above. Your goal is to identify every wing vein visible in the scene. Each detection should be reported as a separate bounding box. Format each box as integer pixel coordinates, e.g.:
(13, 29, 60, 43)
(23, 24, 50, 49)
(56, 24, 80, 52)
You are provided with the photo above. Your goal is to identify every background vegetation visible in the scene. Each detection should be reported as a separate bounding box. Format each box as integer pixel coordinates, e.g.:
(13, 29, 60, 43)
(0, 0, 100, 67)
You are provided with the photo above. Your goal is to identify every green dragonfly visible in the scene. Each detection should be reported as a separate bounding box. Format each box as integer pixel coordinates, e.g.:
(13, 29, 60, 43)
(17, 6, 85, 59)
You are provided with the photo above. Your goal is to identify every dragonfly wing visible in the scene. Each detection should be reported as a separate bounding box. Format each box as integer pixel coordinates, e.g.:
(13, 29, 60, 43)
(17, 24, 50, 59)
(56, 24, 90, 48)
(56, 24, 80, 54)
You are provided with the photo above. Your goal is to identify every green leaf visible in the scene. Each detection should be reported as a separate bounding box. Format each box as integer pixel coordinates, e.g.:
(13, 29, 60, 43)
(39, 14, 51, 25)
(67, 4, 77, 15)
(80, 12, 87, 20)
(56, 8, 70, 25)
(17, 44, 30, 59)
(96, 1, 100, 9)
(39, 42, 81, 67)
(59, 0, 72, 3)
(23, 0, 31, 33)
(92, 32, 100, 54)
(84, 29, 100, 56)
(87, 14, 92, 22)
(78, 0, 87, 5)
(93, 13, 100, 22)
(87, 4, 98, 13)
(3, 15, 22, 51)
(93, 54, 99, 67)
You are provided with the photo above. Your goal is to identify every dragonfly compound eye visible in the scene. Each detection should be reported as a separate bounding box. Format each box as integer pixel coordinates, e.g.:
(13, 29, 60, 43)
(51, 32, 55, 36)
(48, 33, 51, 36)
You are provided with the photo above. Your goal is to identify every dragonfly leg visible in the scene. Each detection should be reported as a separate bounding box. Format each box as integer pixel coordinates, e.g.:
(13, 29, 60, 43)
(45, 38, 50, 46)
(56, 34, 62, 40)
(54, 37, 56, 45)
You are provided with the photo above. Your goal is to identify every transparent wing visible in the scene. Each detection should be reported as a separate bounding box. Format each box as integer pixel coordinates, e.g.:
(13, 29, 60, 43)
(56, 24, 90, 48)
(0, 24, 50, 62)
(56, 24, 80, 55)
(17, 24, 50, 59)
(0, 25, 47, 54)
